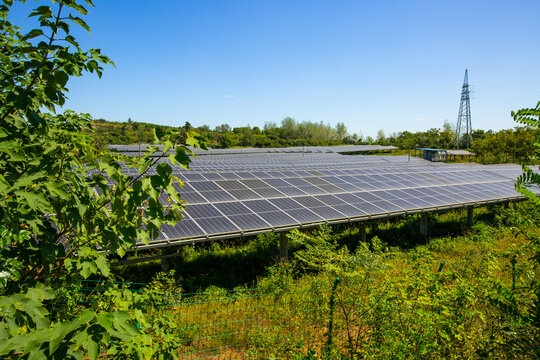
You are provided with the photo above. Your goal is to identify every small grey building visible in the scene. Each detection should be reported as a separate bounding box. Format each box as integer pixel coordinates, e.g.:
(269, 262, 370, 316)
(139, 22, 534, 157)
(417, 148, 447, 162)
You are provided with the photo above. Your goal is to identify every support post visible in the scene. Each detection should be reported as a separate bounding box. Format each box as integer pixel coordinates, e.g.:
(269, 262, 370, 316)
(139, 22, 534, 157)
(467, 206, 474, 227)
(161, 248, 170, 272)
(279, 232, 288, 260)
(419, 213, 427, 236)
(513, 201, 517, 210)
(359, 222, 366, 243)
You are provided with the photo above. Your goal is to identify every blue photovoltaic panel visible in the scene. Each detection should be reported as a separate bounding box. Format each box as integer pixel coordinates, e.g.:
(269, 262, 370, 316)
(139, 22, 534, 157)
(227, 189, 262, 201)
(102, 149, 535, 247)
(285, 207, 323, 223)
(193, 217, 239, 234)
(228, 214, 271, 230)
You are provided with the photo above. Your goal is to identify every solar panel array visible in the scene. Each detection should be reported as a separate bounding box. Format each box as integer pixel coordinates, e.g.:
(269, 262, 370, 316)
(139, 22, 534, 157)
(110, 151, 534, 249)
(108, 144, 397, 156)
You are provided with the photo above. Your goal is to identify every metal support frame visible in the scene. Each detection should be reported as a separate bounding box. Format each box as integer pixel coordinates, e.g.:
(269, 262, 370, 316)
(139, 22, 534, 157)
(359, 222, 366, 242)
(467, 206, 474, 227)
(419, 213, 428, 236)
(279, 232, 288, 260)
(161, 248, 170, 272)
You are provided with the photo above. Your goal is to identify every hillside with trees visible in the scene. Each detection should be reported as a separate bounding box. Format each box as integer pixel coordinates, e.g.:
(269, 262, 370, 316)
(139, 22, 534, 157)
(91, 117, 356, 148)
(92, 117, 539, 164)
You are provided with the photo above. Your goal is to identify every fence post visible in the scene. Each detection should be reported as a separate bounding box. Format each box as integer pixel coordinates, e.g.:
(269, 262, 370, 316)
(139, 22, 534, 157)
(436, 260, 445, 315)
(437, 260, 445, 274)
(326, 277, 340, 359)
(511, 255, 517, 291)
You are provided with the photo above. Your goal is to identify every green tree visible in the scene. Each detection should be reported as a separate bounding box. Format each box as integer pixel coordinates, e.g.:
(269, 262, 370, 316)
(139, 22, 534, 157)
(215, 123, 230, 133)
(0, 1, 206, 358)
(281, 116, 297, 139)
(219, 132, 234, 148)
(335, 121, 347, 141)
(376, 129, 386, 145)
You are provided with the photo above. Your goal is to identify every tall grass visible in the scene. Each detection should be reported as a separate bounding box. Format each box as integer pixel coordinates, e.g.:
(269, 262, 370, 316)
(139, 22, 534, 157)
(112, 203, 539, 359)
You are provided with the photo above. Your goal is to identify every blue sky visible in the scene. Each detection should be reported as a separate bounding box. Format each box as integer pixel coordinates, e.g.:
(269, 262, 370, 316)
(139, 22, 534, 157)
(11, 0, 540, 137)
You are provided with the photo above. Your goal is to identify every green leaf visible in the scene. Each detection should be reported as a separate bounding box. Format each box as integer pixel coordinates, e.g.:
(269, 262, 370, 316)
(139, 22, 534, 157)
(95, 255, 110, 277)
(163, 139, 174, 153)
(27, 285, 55, 302)
(71, 3, 89, 15)
(174, 148, 191, 170)
(29, 6, 52, 19)
(27, 347, 47, 360)
(49, 317, 86, 355)
(14, 171, 46, 189)
(45, 180, 70, 200)
(80, 260, 98, 278)
(0, 174, 9, 192)
(54, 71, 69, 87)
(23, 29, 44, 40)
(156, 162, 172, 180)
(0, 140, 21, 154)
(15, 190, 52, 212)
(96, 313, 114, 332)
(69, 15, 91, 33)
(87, 338, 99, 360)
(64, 35, 80, 48)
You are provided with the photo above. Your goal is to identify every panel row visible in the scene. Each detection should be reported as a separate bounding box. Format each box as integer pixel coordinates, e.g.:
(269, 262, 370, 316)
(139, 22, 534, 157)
(156, 180, 522, 241)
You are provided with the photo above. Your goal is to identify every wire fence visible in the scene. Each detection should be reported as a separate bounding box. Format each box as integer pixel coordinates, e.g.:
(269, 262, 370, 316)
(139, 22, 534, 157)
(50, 278, 342, 359)
(46, 254, 524, 359)
(151, 281, 337, 359)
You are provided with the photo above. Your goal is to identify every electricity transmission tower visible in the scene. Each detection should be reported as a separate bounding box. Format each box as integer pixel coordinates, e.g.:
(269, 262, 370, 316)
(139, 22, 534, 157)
(455, 69, 472, 149)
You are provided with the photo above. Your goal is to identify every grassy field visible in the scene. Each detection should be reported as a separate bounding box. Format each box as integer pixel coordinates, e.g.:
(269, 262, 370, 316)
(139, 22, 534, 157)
(111, 203, 539, 359)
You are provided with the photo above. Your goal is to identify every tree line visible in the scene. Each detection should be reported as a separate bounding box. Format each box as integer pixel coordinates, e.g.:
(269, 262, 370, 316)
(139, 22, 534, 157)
(91, 118, 539, 163)
(91, 117, 355, 148)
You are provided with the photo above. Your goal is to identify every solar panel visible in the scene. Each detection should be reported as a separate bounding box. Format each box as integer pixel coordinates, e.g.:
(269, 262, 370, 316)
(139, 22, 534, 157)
(252, 211, 297, 227)
(100, 149, 538, 247)
(227, 189, 262, 201)
(285, 207, 323, 223)
(228, 213, 271, 230)
(199, 190, 236, 202)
